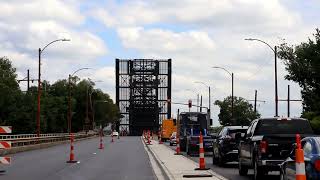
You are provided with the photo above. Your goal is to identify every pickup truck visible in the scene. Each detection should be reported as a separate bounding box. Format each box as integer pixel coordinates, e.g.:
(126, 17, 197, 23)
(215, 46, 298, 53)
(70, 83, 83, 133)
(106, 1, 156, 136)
(238, 117, 314, 180)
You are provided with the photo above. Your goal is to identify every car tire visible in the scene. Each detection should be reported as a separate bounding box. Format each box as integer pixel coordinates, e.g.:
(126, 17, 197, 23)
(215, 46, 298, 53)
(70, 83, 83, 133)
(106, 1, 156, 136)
(218, 152, 225, 167)
(169, 142, 173, 146)
(212, 150, 218, 164)
(238, 159, 248, 176)
(253, 157, 264, 180)
(186, 144, 191, 156)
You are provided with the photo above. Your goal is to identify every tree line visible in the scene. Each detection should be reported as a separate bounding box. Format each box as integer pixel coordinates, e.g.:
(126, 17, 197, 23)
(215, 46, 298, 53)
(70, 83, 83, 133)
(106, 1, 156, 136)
(0, 57, 120, 134)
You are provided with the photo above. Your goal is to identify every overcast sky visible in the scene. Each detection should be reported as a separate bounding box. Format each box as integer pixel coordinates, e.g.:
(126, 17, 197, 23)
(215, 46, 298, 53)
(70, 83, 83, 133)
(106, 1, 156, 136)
(1, 0, 319, 126)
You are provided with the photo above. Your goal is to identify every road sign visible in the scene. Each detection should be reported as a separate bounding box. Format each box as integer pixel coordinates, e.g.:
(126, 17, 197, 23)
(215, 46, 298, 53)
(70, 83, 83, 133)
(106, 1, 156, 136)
(0, 126, 12, 134)
(0, 141, 11, 149)
(0, 126, 12, 166)
(0, 157, 11, 164)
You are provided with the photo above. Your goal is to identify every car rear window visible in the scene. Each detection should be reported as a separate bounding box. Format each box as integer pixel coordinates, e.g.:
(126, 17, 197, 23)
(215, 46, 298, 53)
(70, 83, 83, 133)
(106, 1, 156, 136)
(255, 119, 313, 135)
(228, 129, 247, 138)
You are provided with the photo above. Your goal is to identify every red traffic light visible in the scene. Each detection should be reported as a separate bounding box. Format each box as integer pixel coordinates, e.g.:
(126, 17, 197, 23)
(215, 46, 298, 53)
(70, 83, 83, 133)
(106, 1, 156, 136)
(188, 99, 192, 108)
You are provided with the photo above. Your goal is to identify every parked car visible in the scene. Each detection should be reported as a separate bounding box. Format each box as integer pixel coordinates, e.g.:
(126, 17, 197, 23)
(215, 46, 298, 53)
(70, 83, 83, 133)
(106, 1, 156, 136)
(280, 136, 320, 180)
(238, 117, 314, 180)
(169, 132, 177, 146)
(212, 126, 248, 166)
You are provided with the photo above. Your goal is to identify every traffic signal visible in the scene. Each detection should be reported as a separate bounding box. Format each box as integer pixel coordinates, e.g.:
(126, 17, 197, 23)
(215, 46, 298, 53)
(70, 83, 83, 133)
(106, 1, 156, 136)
(188, 99, 192, 108)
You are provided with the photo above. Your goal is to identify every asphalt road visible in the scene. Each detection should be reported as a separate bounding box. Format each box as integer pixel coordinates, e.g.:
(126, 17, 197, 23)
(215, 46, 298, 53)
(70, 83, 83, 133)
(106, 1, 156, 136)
(165, 142, 280, 180)
(0, 136, 156, 180)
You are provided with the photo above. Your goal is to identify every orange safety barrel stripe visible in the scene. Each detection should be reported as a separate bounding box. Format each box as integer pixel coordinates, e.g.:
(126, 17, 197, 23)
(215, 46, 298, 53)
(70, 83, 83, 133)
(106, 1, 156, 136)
(296, 149, 304, 163)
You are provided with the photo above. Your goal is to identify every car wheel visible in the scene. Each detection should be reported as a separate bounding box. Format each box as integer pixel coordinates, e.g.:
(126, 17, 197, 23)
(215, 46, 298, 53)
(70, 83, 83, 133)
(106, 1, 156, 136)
(212, 150, 217, 164)
(169, 142, 173, 146)
(187, 144, 191, 156)
(217, 151, 225, 167)
(238, 159, 248, 176)
(253, 157, 264, 180)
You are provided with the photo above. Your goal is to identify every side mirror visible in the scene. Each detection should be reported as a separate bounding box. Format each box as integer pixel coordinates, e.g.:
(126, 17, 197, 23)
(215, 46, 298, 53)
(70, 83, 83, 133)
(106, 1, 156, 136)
(173, 119, 177, 126)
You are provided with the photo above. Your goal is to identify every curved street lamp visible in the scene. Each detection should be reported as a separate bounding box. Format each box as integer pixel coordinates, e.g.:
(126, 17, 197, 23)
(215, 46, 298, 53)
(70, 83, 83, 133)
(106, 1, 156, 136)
(245, 38, 278, 117)
(37, 38, 70, 136)
(68, 68, 90, 134)
(212, 66, 234, 120)
(194, 81, 211, 121)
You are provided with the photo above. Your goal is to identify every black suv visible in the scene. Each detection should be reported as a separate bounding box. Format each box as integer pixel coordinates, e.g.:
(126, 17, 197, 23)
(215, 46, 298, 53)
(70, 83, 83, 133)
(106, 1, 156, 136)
(212, 126, 248, 166)
(238, 117, 314, 180)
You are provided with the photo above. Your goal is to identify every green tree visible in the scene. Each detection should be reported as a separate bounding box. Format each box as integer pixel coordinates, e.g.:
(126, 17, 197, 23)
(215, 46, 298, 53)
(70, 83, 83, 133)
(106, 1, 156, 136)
(0, 57, 20, 125)
(215, 96, 260, 126)
(277, 28, 320, 132)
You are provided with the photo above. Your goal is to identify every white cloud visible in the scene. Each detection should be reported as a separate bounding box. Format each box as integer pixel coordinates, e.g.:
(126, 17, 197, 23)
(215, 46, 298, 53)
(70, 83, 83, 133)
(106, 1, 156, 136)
(90, 0, 312, 125)
(0, 0, 108, 90)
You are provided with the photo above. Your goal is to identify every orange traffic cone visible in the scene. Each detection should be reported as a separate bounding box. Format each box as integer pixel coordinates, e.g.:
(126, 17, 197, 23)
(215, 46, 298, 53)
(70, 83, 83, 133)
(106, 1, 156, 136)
(111, 133, 114, 143)
(195, 132, 209, 170)
(175, 136, 182, 155)
(67, 133, 77, 163)
(159, 131, 163, 144)
(99, 132, 104, 149)
(147, 130, 152, 145)
(295, 134, 306, 180)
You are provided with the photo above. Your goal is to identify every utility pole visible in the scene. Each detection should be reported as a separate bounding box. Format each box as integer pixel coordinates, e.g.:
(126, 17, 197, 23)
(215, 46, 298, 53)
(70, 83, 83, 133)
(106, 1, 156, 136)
(287, 85, 290, 117)
(254, 90, 257, 113)
(37, 48, 41, 137)
(275, 46, 279, 117)
(68, 74, 71, 134)
(197, 94, 199, 112)
(231, 72, 234, 120)
(209, 86, 211, 121)
(85, 86, 89, 131)
(18, 69, 37, 92)
(279, 85, 302, 118)
(200, 95, 203, 112)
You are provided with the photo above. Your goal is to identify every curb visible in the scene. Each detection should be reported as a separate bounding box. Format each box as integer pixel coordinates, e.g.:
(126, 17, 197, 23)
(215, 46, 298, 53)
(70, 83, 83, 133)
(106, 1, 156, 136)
(142, 137, 171, 180)
(0, 135, 97, 156)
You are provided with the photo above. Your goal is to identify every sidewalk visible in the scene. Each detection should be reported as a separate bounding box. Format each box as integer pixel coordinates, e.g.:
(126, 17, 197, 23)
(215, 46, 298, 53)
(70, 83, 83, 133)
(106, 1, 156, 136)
(143, 137, 227, 180)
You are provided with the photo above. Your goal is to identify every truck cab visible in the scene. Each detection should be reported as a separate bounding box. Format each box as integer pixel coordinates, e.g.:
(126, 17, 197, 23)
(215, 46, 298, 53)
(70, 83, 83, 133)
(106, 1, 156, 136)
(179, 112, 213, 155)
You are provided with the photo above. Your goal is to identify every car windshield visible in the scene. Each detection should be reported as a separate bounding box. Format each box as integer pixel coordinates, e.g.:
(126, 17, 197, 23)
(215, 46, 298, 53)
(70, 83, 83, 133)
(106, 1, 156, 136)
(255, 119, 313, 135)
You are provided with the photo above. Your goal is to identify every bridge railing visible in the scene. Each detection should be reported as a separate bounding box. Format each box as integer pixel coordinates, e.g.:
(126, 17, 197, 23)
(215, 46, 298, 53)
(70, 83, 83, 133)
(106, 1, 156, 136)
(0, 132, 98, 148)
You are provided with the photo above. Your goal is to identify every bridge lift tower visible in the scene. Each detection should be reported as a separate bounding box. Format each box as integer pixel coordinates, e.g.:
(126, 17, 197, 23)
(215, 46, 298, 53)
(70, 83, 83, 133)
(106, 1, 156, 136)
(115, 59, 172, 135)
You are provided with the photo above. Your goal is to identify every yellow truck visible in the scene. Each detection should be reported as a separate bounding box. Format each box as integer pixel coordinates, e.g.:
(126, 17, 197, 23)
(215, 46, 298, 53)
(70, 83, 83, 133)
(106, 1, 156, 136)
(161, 119, 177, 141)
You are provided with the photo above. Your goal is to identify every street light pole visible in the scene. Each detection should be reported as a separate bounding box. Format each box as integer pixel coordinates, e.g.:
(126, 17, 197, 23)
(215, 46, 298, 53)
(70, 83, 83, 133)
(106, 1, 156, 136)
(194, 81, 211, 122)
(245, 38, 278, 117)
(68, 68, 90, 134)
(231, 72, 234, 120)
(212, 67, 234, 121)
(37, 38, 70, 137)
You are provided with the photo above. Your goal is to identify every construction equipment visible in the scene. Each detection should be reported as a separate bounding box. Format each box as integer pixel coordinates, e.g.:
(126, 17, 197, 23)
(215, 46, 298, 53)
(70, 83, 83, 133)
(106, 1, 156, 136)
(161, 118, 177, 141)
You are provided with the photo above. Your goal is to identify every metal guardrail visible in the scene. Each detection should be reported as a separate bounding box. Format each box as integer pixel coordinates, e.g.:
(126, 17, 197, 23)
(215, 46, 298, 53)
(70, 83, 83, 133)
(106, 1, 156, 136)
(0, 132, 98, 147)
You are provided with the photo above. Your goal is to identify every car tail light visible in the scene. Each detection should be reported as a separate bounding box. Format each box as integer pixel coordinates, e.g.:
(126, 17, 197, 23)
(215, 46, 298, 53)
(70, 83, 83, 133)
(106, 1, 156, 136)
(314, 160, 320, 172)
(260, 141, 268, 153)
